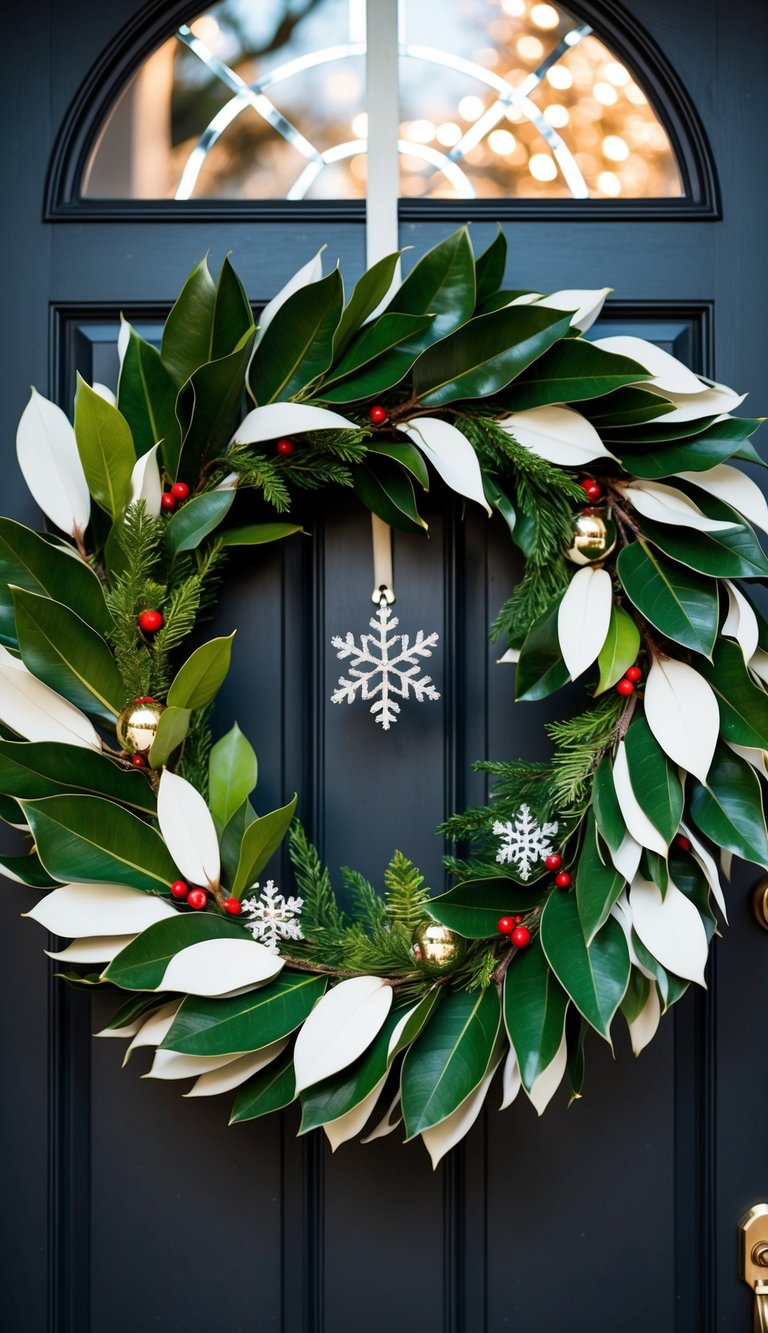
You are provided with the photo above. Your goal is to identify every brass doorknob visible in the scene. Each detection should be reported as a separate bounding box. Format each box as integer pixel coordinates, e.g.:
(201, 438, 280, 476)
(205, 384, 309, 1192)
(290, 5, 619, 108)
(739, 1206, 768, 1330)
(752, 880, 768, 931)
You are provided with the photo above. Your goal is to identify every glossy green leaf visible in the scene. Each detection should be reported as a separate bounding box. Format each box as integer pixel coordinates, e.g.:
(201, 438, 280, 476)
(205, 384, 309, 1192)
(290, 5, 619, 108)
(641, 510, 768, 579)
(74, 376, 135, 519)
(162, 972, 327, 1056)
(0, 739, 156, 812)
(148, 706, 191, 768)
(220, 799, 258, 884)
(105, 914, 245, 990)
(365, 441, 430, 490)
(175, 329, 255, 481)
(631, 932, 688, 1013)
(0, 517, 110, 647)
(476, 288, 537, 315)
(624, 716, 683, 843)
(250, 270, 343, 403)
(592, 756, 625, 855)
(584, 387, 675, 428)
(299, 1005, 401, 1134)
(316, 342, 423, 403)
(0, 850, 58, 888)
(322, 313, 435, 387)
(117, 327, 181, 464)
(167, 634, 235, 710)
(105, 992, 165, 1031)
(208, 724, 258, 831)
(689, 742, 768, 867)
(401, 985, 501, 1137)
(164, 489, 235, 553)
(596, 605, 641, 694)
(428, 878, 544, 937)
(503, 937, 568, 1091)
(575, 810, 626, 943)
(612, 417, 765, 478)
(220, 522, 303, 547)
(699, 639, 768, 747)
(211, 256, 254, 360)
(617, 540, 718, 656)
(232, 794, 298, 898)
(385, 226, 476, 353)
(412, 306, 572, 407)
(160, 256, 218, 387)
(12, 587, 124, 720)
(474, 228, 507, 307)
(21, 794, 178, 892)
(620, 968, 651, 1025)
(352, 461, 427, 534)
(515, 600, 569, 702)
(230, 1052, 297, 1122)
(501, 338, 650, 412)
(540, 893, 630, 1039)
(483, 475, 517, 539)
(332, 250, 402, 358)
(644, 849, 669, 896)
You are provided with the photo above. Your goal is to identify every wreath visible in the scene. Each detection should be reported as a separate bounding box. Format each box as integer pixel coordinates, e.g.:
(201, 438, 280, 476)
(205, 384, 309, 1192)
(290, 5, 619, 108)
(9, 227, 767, 1164)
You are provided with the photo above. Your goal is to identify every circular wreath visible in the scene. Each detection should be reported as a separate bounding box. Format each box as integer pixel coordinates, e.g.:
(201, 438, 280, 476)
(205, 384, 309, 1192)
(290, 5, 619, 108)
(9, 228, 767, 1164)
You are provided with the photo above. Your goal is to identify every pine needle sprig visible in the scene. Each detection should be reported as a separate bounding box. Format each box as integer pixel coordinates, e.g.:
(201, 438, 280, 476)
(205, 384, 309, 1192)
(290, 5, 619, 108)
(384, 851, 431, 933)
(547, 693, 625, 810)
(287, 823, 347, 957)
(178, 705, 213, 797)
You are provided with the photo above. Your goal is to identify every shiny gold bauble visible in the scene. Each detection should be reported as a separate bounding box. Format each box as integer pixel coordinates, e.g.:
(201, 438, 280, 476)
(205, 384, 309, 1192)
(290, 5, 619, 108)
(411, 921, 465, 975)
(565, 507, 617, 566)
(116, 698, 165, 754)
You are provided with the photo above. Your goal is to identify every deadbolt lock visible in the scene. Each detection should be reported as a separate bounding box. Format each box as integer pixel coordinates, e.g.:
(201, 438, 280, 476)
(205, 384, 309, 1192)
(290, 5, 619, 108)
(739, 1205, 768, 1330)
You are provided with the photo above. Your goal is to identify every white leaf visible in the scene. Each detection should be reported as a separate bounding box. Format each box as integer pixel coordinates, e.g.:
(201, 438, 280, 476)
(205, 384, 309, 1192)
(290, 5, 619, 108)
(129, 444, 162, 518)
(232, 402, 356, 445)
(610, 894, 655, 979)
(624, 480, 737, 532)
(252, 249, 324, 350)
(25, 881, 177, 937)
(498, 405, 614, 466)
(527, 1031, 568, 1115)
(508, 292, 542, 306)
(185, 1039, 289, 1098)
(421, 1057, 501, 1169)
(145, 1049, 247, 1081)
(214, 471, 239, 491)
(117, 316, 131, 367)
(125, 1000, 181, 1061)
(722, 582, 759, 662)
(361, 1091, 402, 1144)
(500, 1045, 522, 1109)
(721, 847, 733, 879)
(629, 876, 709, 985)
(400, 417, 491, 514)
(727, 743, 768, 779)
(750, 650, 768, 687)
(677, 464, 768, 536)
(497, 647, 519, 664)
(651, 384, 746, 423)
(536, 287, 611, 332)
(0, 645, 101, 749)
(644, 657, 718, 782)
(93, 383, 117, 406)
(157, 769, 220, 889)
(592, 336, 707, 395)
(556, 566, 612, 679)
(324, 1075, 389, 1152)
(45, 935, 135, 963)
(679, 819, 728, 921)
(610, 833, 643, 884)
(96, 1017, 145, 1039)
(159, 937, 283, 997)
(293, 975, 393, 1094)
(16, 388, 91, 537)
(612, 741, 668, 856)
(627, 983, 661, 1055)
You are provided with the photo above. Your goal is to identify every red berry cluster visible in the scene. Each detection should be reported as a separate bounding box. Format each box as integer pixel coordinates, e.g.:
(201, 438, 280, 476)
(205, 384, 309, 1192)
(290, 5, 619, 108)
(579, 477, 602, 503)
(546, 851, 571, 888)
(616, 663, 643, 696)
(497, 914, 530, 948)
(169, 880, 241, 914)
(160, 481, 190, 513)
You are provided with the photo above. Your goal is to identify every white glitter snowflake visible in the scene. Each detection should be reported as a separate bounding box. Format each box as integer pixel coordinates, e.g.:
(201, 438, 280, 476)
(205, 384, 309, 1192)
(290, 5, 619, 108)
(330, 604, 440, 730)
(241, 880, 304, 954)
(493, 805, 559, 881)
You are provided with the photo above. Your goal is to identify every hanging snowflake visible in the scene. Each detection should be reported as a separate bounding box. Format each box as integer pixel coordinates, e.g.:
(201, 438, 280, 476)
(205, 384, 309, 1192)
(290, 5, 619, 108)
(493, 805, 559, 881)
(241, 880, 304, 954)
(330, 604, 440, 730)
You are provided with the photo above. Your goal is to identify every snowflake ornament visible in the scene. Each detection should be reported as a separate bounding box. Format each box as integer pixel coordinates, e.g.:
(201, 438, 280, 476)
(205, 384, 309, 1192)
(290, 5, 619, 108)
(493, 805, 559, 881)
(241, 880, 304, 954)
(330, 603, 440, 730)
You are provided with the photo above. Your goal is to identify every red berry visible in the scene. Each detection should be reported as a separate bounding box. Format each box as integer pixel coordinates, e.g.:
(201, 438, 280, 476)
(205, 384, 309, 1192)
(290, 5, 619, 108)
(626, 665, 643, 682)
(511, 925, 531, 948)
(187, 888, 207, 910)
(369, 405, 388, 426)
(223, 897, 242, 916)
(514, 916, 523, 924)
(616, 677, 635, 696)
(160, 492, 176, 512)
(497, 916, 515, 935)
(130, 753, 147, 768)
(580, 478, 602, 501)
(675, 834, 692, 852)
(171, 482, 190, 501)
(545, 853, 562, 871)
(170, 880, 189, 900)
(276, 438, 294, 456)
(555, 871, 571, 888)
(138, 609, 163, 633)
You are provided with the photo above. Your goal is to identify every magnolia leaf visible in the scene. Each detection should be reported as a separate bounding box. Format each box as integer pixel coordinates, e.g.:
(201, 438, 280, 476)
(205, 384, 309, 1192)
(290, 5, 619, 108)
(384, 227, 475, 350)
(689, 743, 768, 867)
(504, 339, 651, 412)
(164, 490, 234, 554)
(352, 461, 427, 535)
(157, 769, 220, 889)
(324, 1076, 389, 1152)
(167, 634, 235, 710)
(129, 444, 162, 517)
(333, 250, 403, 356)
(411, 306, 572, 407)
(679, 819, 727, 921)
(592, 336, 706, 395)
(25, 881, 176, 937)
(596, 605, 641, 694)
(21, 794, 177, 892)
(625, 978, 661, 1054)
(500, 1046, 522, 1109)
(125, 1001, 181, 1059)
(175, 329, 257, 482)
(162, 973, 326, 1056)
(474, 228, 507, 306)
(229, 1053, 297, 1122)
(556, 565, 612, 680)
(105, 916, 245, 991)
(231, 402, 356, 445)
(16, 389, 90, 537)
(723, 583, 760, 662)
(252, 248, 324, 350)
(499, 405, 614, 465)
(504, 936, 568, 1091)
(147, 706, 191, 769)
(208, 724, 258, 831)
(11, 587, 125, 722)
(118, 326, 181, 466)
(299, 1003, 418, 1138)
(220, 523, 303, 547)
(427, 878, 543, 937)
(250, 269, 343, 403)
(575, 811, 626, 943)
(700, 639, 768, 748)
(145, 1049, 247, 1081)
(527, 1031, 568, 1115)
(612, 740, 668, 856)
(160, 257, 218, 385)
(74, 376, 136, 520)
(399, 417, 491, 514)
(644, 657, 718, 783)
(628, 877, 708, 985)
(185, 1039, 290, 1098)
(0, 647, 101, 749)
(616, 540, 718, 657)
(678, 463, 768, 535)
(159, 937, 283, 997)
(535, 288, 611, 332)
(624, 480, 737, 532)
(293, 975, 393, 1094)
(656, 383, 746, 423)
(360, 1091, 402, 1143)
(421, 1056, 501, 1168)
(610, 833, 643, 886)
(623, 717, 683, 845)
(231, 794, 298, 899)
(540, 893, 630, 1041)
(592, 755, 626, 855)
(401, 986, 501, 1138)
(46, 936, 135, 964)
(0, 516, 110, 648)
(515, 600, 569, 702)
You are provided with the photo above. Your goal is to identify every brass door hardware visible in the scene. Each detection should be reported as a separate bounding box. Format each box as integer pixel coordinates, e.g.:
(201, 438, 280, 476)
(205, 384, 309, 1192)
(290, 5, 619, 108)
(739, 1205, 768, 1329)
(753, 880, 768, 931)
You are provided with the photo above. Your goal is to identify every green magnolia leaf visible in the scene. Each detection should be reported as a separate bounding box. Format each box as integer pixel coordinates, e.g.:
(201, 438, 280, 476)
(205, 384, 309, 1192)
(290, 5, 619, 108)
(540, 893, 630, 1040)
(250, 270, 343, 403)
(0, 849, 58, 888)
(624, 716, 683, 843)
(617, 540, 718, 656)
(11, 587, 124, 721)
(401, 985, 501, 1137)
(230, 1052, 297, 1123)
(503, 937, 568, 1091)
(642, 490, 768, 579)
(164, 489, 235, 553)
(501, 338, 651, 412)
(352, 461, 428, 534)
(476, 288, 537, 315)
(21, 794, 178, 892)
(0, 739, 156, 812)
(208, 724, 258, 830)
(620, 968, 651, 1025)
(299, 1006, 401, 1134)
(105, 914, 244, 990)
(0, 517, 110, 647)
(412, 307, 572, 407)
(315, 341, 426, 403)
(220, 799, 258, 883)
(232, 794, 298, 898)
(427, 878, 543, 937)
(162, 972, 327, 1056)
(175, 329, 255, 482)
(160, 256, 218, 387)
(474, 228, 507, 307)
(385, 226, 476, 353)
(575, 811, 626, 943)
(515, 600, 569, 702)
(592, 755, 625, 855)
(74, 376, 135, 519)
(332, 250, 402, 358)
(699, 638, 768, 747)
(483, 475, 517, 539)
(612, 417, 764, 478)
(105, 992, 165, 1031)
(365, 441, 430, 490)
(321, 313, 435, 388)
(167, 634, 235, 710)
(584, 387, 675, 428)
(689, 742, 768, 867)
(117, 326, 181, 465)
(631, 931, 688, 1013)
(644, 848, 669, 895)
(596, 605, 641, 694)
(211, 256, 254, 360)
(220, 523, 303, 547)
(148, 705, 191, 768)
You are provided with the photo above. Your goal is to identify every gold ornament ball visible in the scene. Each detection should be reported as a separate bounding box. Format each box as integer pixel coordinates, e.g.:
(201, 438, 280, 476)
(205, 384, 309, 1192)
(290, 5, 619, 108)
(116, 698, 165, 754)
(411, 921, 465, 975)
(565, 507, 617, 565)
